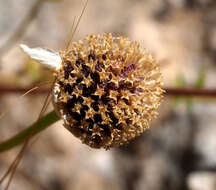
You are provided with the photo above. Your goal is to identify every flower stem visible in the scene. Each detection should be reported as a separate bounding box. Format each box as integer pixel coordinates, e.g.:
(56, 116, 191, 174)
(0, 110, 60, 153)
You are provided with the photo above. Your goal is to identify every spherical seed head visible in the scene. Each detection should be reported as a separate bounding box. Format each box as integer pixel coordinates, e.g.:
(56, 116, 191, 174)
(52, 33, 163, 149)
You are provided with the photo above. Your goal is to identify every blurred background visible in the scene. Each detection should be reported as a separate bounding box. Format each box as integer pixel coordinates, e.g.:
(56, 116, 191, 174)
(1, 0, 216, 189)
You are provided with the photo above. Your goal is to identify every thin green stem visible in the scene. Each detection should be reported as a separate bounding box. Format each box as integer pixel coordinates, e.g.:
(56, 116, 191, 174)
(0, 110, 60, 153)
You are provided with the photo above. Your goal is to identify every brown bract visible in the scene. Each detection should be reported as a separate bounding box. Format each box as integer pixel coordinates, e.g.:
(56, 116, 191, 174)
(52, 33, 163, 149)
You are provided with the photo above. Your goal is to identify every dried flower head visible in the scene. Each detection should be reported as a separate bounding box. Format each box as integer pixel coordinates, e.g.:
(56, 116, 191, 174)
(20, 33, 163, 149)
(51, 33, 163, 149)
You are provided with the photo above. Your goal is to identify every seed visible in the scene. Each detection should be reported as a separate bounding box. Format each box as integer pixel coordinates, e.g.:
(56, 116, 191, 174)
(75, 58, 84, 67)
(102, 54, 107, 60)
(81, 64, 91, 78)
(90, 72, 100, 83)
(88, 50, 96, 61)
(64, 61, 74, 79)
(91, 102, 99, 111)
(94, 114, 102, 123)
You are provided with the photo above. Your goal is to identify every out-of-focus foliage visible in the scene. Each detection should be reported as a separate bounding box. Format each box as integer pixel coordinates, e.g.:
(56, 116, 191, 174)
(195, 68, 206, 88)
(14, 59, 53, 85)
(174, 69, 207, 112)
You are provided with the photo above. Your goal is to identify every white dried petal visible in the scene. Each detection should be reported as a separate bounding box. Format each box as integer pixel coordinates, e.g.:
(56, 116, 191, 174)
(20, 44, 62, 70)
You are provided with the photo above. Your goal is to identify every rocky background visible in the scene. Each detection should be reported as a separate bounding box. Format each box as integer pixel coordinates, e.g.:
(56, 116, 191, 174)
(1, 0, 216, 189)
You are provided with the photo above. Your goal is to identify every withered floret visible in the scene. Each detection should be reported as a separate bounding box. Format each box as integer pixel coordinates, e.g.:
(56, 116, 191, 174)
(52, 33, 163, 149)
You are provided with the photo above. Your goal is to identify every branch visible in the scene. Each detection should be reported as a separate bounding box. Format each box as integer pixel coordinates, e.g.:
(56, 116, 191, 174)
(164, 87, 216, 97)
(1, 86, 216, 97)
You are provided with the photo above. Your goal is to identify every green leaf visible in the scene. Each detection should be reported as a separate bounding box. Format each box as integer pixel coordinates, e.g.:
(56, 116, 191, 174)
(175, 74, 186, 87)
(195, 68, 206, 88)
(173, 74, 186, 108)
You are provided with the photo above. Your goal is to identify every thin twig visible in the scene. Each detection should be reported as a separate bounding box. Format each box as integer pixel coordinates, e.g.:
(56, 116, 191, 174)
(1, 86, 216, 97)
(0, 86, 49, 94)
(164, 87, 216, 97)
